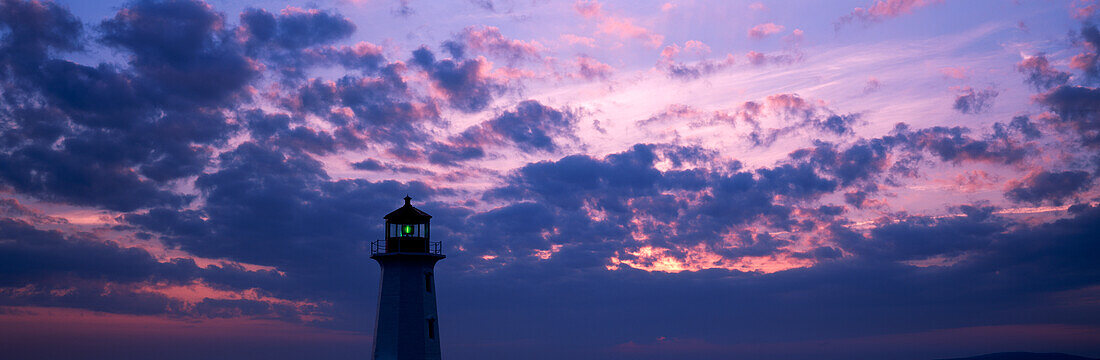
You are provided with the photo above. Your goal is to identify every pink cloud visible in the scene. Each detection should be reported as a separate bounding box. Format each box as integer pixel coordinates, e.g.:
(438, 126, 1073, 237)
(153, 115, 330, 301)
(598, 16, 664, 48)
(575, 55, 614, 80)
(745, 50, 801, 66)
(749, 2, 767, 11)
(1073, 0, 1098, 19)
(946, 170, 1000, 193)
(746, 51, 767, 65)
(684, 40, 710, 54)
(573, 0, 603, 18)
(783, 28, 805, 44)
(458, 25, 544, 62)
(748, 23, 785, 39)
(940, 66, 970, 80)
(864, 77, 882, 93)
(560, 34, 596, 47)
(574, 0, 664, 48)
(657, 41, 735, 79)
(661, 2, 676, 11)
(836, 0, 944, 29)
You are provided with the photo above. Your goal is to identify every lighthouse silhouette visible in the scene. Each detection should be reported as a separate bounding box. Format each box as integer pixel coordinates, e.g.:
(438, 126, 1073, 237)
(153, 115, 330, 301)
(370, 196, 445, 360)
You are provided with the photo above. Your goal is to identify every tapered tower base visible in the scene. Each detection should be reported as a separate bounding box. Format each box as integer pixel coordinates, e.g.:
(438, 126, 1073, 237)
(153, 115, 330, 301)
(371, 252, 445, 360)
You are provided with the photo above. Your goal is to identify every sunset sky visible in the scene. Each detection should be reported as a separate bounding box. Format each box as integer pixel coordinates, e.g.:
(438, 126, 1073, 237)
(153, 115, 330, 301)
(1, 0, 1100, 359)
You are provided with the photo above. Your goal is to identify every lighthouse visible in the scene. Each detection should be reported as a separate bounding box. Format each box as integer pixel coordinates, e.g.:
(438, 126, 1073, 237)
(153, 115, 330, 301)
(370, 196, 445, 360)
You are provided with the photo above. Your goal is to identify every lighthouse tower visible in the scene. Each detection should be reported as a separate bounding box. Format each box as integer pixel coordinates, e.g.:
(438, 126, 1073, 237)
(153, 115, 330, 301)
(370, 196, 445, 360)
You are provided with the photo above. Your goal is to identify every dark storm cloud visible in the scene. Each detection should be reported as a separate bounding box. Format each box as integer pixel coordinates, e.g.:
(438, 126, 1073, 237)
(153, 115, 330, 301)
(791, 120, 1039, 200)
(411, 46, 503, 113)
(1005, 170, 1093, 205)
(839, 213, 1004, 262)
(428, 143, 485, 165)
(900, 124, 1030, 165)
(0, 0, 82, 66)
(1071, 23, 1100, 79)
(475, 143, 838, 260)
(240, 7, 355, 50)
(239, 6, 381, 80)
(792, 139, 894, 187)
(0, 216, 302, 319)
(351, 158, 436, 175)
(993, 115, 1042, 140)
(1017, 54, 1071, 91)
(281, 67, 440, 150)
(953, 87, 998, 114)
(242, 109, 337, 155)
(1036, 85, 1100, 148)
(445, 25, 542, 63)
(428, 100, 577, 165)
(0, 0, 265, 211)
(0, 218, 193, 285)
(99, 0, 258, 104)
(437, 204, 1100, 360)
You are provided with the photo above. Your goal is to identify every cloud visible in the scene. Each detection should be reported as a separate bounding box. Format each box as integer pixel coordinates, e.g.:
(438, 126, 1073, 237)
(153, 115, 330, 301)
(573, 0, 603, 18)
(411, 46, 504, 113)
(597, 16, 664, 48)
(0, 0, 265, 211)
(0, 216, 303, 320)
(841, 212, 1003, 262)
(901, 124, 1030, 165)
(428, 100, 578, 164)
(279, 68, 440, 151)
(574, 55, 613, 80)
(744, 50, 802, 66)
(835, 0, 943, 30)
(953, 87, 998, 114)
(940, 66, 970, 80)
(99, 0, 258, 103)
(236, 6, 373, 80)
(560, 34, 596, 47)
(240, 7, 355, 50)
(0, 0, 82, 65)
(445, 25, 543, 63)
(864, 77, 882, 93)
(1036, 85, 1100, 148)
(747, 23, 784, 39)
(1017, 54, 1071, 91)
(658, 41, 736, 80)
(242, 110, 337, 155)
(351, 158, 436, 175)
(574, 0, 664, 48)
(1070, 23, 1100, 79)
(1005, 170, 1093, 205)
(745, 94, 861, 146)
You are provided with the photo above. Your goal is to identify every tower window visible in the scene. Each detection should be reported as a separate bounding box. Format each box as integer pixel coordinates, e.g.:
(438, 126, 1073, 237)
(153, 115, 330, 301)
(425, 272, 434, 293)
(427, 319, 436, 339)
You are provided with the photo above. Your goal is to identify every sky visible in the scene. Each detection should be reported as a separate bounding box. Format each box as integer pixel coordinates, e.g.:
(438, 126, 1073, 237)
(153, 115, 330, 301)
(1, 0, 1099, 359)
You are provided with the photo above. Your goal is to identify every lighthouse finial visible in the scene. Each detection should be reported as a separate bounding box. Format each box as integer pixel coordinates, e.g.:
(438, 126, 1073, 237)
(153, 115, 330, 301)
(404, 195, 412, 205)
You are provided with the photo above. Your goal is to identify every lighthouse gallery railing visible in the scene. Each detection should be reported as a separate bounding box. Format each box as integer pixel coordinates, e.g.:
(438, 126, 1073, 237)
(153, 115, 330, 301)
(371, 239, 443, 255)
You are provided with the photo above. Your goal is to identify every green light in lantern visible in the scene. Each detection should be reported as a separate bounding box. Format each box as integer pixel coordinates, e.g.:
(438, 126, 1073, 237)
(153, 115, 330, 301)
(402, 225, 413, 235)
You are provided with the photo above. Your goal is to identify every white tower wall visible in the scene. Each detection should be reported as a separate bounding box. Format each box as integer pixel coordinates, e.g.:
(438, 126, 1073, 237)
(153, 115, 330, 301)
(371, 253, 444, 360)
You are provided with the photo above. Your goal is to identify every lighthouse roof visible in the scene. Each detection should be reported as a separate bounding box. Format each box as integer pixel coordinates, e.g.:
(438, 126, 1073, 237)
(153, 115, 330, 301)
(384, 196, 432, 224)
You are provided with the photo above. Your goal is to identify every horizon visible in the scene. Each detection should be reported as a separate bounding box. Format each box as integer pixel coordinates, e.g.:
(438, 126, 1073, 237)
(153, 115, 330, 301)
(1, 0, 1099, 359)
